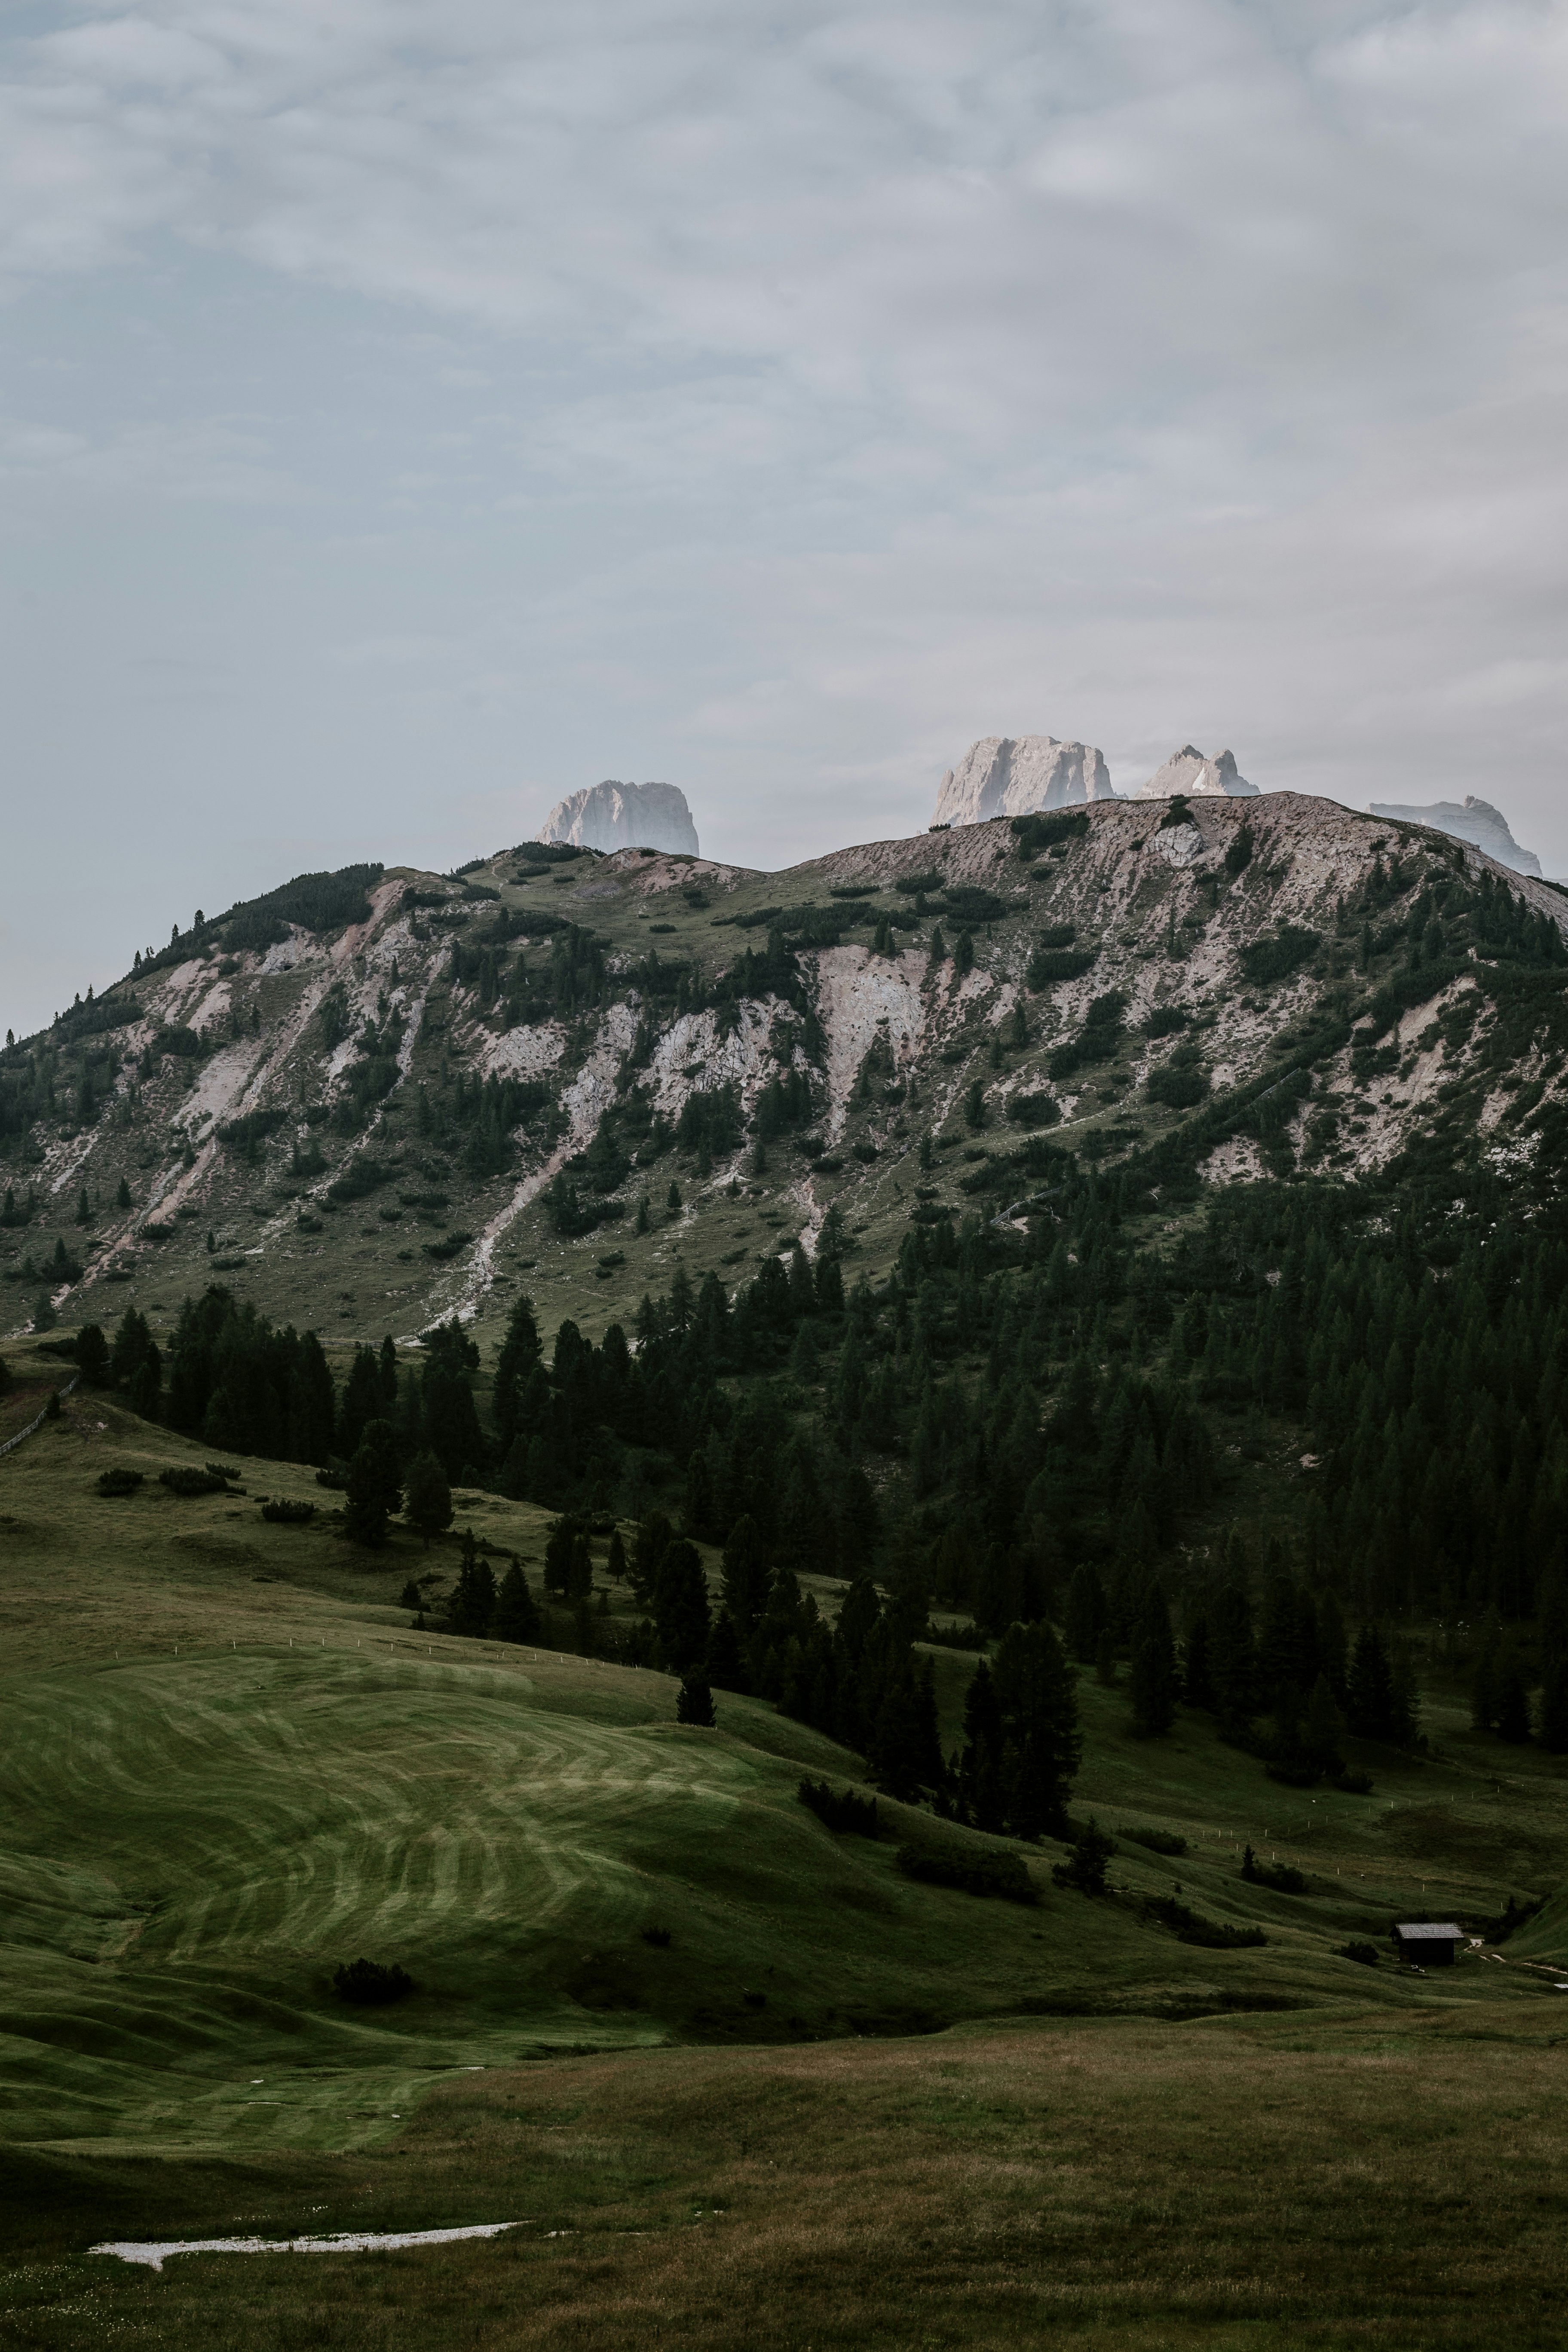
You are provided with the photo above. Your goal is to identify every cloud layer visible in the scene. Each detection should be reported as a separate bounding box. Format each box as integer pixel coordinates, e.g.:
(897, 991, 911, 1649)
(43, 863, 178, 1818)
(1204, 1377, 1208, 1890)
(2, 0, 1567, 1030)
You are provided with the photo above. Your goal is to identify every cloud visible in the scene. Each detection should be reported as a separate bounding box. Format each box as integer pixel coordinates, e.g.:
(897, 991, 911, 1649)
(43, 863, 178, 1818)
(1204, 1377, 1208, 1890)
(3, 0, 1568, 1036)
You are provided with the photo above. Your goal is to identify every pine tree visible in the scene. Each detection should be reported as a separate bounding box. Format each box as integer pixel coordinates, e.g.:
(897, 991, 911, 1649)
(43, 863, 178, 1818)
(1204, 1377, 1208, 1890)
(115, 1176, 131, 1209)
(1051, 1816, 1115, 1896)
(958, 1659, 1006, 1833)
(494, 1559, 542, 1644)
(666, 1179, 683, 1213)
(1347, 1623, 1395, 1739)
(1537, 1656, 1568, 1752)
(1063, 1562, 1108, 1664)
(446, 1531, 496, 1638)
(1303, 1674, 1345, 1777)
(1494, 1662, 1531, 1743)
(704, 1607, 748, 1692)
(653, 1537, 711, 1668)
(342, 1418, 403, 1548)
(493, 1293, 542, 1454)
(75, 1323, 109, 1386)
(677, 1673, 716, 1726)
(1182, 1612, 1215, 1708)
(606, 1528, 628, 1583)
(1129, 1584, 1178, 1738)
(403, 1449, 453, 1546)
(992, 1619, 1081, 1838)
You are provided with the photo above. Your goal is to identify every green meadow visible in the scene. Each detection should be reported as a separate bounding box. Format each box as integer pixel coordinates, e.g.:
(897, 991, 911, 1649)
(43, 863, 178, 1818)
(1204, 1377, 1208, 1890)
(5, 1367, 1568, 2346)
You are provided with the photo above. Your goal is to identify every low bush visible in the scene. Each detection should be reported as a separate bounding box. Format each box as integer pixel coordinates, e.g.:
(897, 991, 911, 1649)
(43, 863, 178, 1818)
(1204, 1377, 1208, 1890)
(799, 1778, 880, 1837)
(640, 1925, 673, 1948)
(96, 1467, 144, 1497)
(315, 1465, 349, 1491)
(898, 1844, 1038, 1904)
(205, 1462, 241, 1483)
(1143, 1004, 1189, 1038)
(922, 1619, 985, 1648)
(1340, 1939, 1380, 1967)
(1238, 925, 1320, 986)
(332, 1958, 413, 2005)
(421, 1231, 474, 1262)
(1027, 947, 1097, 989)
(261, 1498, 316, 1525)
(158, 1467, 230, 1497)
(1010, 810, 1088, 859)
(1145, 1895, 1267, 1949)
(1145, 1060, 1210, 1109)
(1241, 1845, 1307, 1893)
(1122, 1825, 1187, 1857)
(1005, 1090, 1060, 1128)
(1479, 1894, 1545, 1943)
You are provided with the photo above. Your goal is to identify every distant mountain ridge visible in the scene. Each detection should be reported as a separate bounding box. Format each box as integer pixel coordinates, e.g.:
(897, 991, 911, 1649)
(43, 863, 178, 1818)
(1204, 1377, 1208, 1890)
(1370, 795, 1542, 879)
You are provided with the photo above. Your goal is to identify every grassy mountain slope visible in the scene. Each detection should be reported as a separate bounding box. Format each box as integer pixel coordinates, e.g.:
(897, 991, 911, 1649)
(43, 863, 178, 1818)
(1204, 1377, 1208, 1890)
(5, 792, 1566, 1358)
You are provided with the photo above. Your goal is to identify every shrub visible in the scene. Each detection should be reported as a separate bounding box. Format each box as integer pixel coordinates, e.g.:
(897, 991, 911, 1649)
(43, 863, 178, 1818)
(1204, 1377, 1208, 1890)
(941, 886, 1007, 926)
(1480, 1894, 1544, 1943)
(332, 1958, 413, 2005)
(421, 1231, 473, 1262)
(315, 1465, 349, 1491)
(1051, 1818, 1117, 1896)
(261, 1498, 316, 1525)
(1027, 947, 1097, 989)
(898, 1844, 1038, 1904)
(158, 1466, 230, 1497)
(205, 1463, 241, 1483)
(1010, 810, 1088, 859)
(799, 1778, 879, 1836)
(922, 1619, 984, 1648)
(1224, 824, 1255, 876)
(1122, 1825, 1187, 1857)
(1241, 1844, 1307, 1893)
(1145, 1059, 1210, 1109)
(1238, 925, 1320, 986)
(96, 1467, 144, 1498)
(1005, 1090, 1060, 1128)
(1143, 1004, 1189, 1039)
(1145, 1896, 1266, 1949)
(641, 1924, 673, 1948)
(1340, 1939, 1380, 1967)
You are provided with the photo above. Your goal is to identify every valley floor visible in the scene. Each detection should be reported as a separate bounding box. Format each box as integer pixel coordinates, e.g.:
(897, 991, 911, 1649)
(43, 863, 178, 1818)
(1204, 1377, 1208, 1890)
(4, 1392, 1567, 2346)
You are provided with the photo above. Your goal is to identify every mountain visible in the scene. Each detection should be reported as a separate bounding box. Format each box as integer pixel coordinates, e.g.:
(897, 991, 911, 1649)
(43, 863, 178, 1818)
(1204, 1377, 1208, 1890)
(539, 779, 699, 855)
(1369, 794, 1543, 879)
(933, 736, 1117, 825)
(1131, 745, 1258, 798)
(4, 790, 1566, 1362)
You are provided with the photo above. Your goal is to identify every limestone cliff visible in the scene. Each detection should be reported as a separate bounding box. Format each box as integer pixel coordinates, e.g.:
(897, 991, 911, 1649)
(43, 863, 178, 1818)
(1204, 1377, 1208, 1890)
(1369, 795, 1543, 878)
(1131, 746, 1259, 799)
(539, 780, 698, 856)
(933, 736, 1116, 827)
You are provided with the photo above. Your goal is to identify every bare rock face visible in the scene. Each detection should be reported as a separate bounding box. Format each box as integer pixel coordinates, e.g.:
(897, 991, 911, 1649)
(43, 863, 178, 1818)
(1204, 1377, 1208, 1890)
(933, 735, 1117, 826)
(539, 780, 699, 856)
(1131, 745, 1259, 799)
(1369, 795, 1543, 878)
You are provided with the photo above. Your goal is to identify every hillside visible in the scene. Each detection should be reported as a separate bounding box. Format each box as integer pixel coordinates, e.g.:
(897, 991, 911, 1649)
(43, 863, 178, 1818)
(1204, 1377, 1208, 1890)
(4, 790, 1567, 1361)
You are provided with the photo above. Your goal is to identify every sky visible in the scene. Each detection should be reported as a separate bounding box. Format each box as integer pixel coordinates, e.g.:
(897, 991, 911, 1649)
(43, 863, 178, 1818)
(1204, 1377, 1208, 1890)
(2, 0, 1567, 1037)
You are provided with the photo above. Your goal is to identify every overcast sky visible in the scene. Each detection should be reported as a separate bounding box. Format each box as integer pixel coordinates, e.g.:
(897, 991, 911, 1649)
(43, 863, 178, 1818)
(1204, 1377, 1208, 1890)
(3, 0, 1567, 1035)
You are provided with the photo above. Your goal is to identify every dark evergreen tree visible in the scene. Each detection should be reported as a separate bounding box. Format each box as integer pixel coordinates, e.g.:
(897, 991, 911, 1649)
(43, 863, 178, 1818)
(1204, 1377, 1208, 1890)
(75, 1323, 109, 1386)
(677, 1672, 715, 1726)
(992, 1618, 1081, 1838)
(343, 1418, 403, 1548)
(653, 1537, 711, 1668)
(446, 1531, 496, 1637)
(1063, 1562, 1108, 1664)
(493, 1293, 542, 1453)
(720, 1514, 771, 1635)
(494, 1559, 542, 1644)
(1347, 1623, 1395, 1740)
(403, 1449, 453, 1546)
(1128, 1583, 1178, 1738)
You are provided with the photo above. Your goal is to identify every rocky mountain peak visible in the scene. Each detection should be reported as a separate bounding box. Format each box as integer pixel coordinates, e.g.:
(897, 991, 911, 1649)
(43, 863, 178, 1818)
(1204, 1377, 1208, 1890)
(1131, 745, 1259, 799)
(539, 779, 698, 856)
(933, 735, 1118, 827)
(1369, 794, 1543, 879)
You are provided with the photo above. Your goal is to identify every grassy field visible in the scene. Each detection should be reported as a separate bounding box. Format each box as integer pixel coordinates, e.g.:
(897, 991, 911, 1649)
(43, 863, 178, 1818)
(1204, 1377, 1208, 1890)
(5, 1381, 1568, 2344)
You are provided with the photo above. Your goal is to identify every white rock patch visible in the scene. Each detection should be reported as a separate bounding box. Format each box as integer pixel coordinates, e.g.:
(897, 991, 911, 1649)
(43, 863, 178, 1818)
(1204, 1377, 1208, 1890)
(93, 2223, 520, 2271)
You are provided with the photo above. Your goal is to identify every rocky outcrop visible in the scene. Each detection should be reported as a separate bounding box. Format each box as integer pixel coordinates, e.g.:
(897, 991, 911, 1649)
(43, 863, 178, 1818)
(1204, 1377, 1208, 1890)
(539, 780, 699, 856)
(1369, 796, 1543, 878)
(1131, 746, 1258, 799)
(933, 736, 1117, 827)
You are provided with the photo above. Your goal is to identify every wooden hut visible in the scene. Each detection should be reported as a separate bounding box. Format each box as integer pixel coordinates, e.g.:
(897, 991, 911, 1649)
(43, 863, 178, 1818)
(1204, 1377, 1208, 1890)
(1392, 1922, 1463, 1966)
